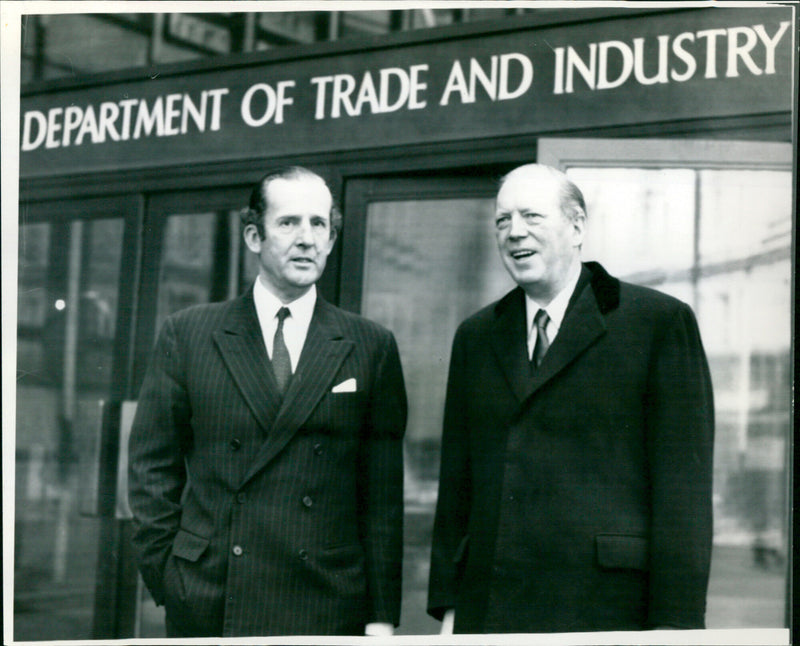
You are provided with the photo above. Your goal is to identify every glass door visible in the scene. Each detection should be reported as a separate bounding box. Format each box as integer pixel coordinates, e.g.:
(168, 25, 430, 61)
(15, 197, 137, 641)
(132, 188, 253, 391)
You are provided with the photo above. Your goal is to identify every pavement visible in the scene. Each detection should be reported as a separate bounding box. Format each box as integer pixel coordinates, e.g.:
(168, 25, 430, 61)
(14, 508, 788, 640)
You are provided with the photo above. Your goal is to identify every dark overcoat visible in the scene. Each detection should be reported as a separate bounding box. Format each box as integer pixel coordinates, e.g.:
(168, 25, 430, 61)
(428, 262, 714, 633)
(128, 290, 406, 637)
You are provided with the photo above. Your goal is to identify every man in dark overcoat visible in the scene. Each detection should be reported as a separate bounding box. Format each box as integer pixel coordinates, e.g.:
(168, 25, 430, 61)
(428, 163, 714, 633)
(129, 166, 406, 637)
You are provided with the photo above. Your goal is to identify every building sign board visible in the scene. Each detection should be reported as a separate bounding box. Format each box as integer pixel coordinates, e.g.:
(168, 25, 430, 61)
(19, 7, 795, 178)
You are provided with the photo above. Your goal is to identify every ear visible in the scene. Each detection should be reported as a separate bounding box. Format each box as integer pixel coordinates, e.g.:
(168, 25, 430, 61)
(571, 208, 586, 248)
(243, 223, 262, 254)
(325, 226, 337, 252)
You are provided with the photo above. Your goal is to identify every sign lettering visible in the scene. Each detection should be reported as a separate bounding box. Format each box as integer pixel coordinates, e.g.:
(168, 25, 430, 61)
(19, 9, 794, 177)
(22, 89, 229, 150)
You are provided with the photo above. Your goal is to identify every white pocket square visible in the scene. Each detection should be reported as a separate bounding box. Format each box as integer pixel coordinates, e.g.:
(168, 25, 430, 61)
(332, 378, 357, 393)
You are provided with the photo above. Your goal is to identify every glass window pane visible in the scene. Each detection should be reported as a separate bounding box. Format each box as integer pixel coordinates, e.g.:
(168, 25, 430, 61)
(699, 170, 792, 264)
(257, 11, 318, 44)
(339, 11, 392, 38)
(15, 217, 124, 640)
(361, 196, 510, 635)
(155, 211, 241, 331)
(362, 198, 512, 447)
(18, 222, 51, 331)
(567, 167, 696, 279)
(157, 212, 216, 327)
(702, 260, 790, 627)
(37, 15, 148, 79)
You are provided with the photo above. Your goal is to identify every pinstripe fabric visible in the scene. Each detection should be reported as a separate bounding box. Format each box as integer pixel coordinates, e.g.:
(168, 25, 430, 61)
(128, 288, 407, 637)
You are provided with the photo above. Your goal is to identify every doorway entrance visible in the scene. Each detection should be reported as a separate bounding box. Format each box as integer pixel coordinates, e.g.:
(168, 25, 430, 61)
(15, 196, 137, 640)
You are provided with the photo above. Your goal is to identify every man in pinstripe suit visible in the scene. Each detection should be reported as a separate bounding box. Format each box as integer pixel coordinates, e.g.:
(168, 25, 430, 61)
(128, 167, 407, 637)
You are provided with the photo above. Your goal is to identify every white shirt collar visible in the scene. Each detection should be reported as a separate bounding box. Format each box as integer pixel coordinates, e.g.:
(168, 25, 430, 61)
(253, 278, 316, 325)
(252, 278, 317, 371)
(525, 260, 582, 353)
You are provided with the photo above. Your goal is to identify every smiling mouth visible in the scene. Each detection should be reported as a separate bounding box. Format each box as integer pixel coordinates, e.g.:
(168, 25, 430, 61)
(510, 249, 535, 260)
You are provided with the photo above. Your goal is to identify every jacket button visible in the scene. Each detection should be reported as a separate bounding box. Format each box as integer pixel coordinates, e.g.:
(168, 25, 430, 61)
(230, 438, 241, 450)
(232, 545, 243, 556)
(299, 549, 308, 560)
(302, 495, 313, 508)
(313, 443, 323, 455)
(236, 492, 246, 504)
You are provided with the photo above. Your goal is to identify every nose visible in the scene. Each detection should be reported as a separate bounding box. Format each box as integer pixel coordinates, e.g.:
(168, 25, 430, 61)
(296, 217, 314, 246)
(507, 211, 528, 239)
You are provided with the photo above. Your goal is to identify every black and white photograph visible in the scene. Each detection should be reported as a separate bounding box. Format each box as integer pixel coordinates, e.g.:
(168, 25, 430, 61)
(1, 1, 796, 644)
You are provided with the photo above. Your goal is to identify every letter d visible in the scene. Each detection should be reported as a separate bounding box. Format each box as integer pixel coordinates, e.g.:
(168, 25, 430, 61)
(499, 53, 533, 100)
(21, 111, 47, 151)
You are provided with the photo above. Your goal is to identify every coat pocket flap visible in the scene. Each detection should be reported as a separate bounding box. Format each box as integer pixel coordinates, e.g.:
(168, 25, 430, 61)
(172, 528, 210, 562)
(453, 534, 470, 564)
(595, 534, 648, 570)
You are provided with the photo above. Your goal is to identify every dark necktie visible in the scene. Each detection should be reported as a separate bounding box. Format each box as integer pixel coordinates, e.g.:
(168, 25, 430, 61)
(531, 309, 551, 369)
(272, 307, 292, 393)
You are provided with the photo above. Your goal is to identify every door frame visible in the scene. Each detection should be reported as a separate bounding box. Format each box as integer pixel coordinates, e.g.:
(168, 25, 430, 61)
(131, 186, 249, 392)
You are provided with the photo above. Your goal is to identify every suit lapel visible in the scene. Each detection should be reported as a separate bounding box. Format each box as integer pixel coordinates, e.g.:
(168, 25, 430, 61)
(240, 298, 354, 487)
(212, 290, 283, 434)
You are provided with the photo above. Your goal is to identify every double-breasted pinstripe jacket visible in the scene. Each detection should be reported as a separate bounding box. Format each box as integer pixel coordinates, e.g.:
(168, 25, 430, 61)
(128, 289, 407, 636)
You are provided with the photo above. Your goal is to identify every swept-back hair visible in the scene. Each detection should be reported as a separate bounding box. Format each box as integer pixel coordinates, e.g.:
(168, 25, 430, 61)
(242, 166, 342, 238)
(499, 163, 587, 222)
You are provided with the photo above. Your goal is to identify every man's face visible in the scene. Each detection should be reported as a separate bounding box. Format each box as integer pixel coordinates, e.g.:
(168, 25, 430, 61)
(244, 175, 336, 303)
(494, 170, 584, 302)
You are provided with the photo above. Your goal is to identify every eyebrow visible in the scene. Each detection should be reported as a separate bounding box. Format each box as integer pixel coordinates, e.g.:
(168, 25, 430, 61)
(274, 213, 328, 219)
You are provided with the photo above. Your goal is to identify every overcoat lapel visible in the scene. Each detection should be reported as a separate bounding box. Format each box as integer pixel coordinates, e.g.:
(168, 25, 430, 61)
(524, 273, 607, 400)
(488, 288, 532, 404)
(240, 298, 354, 487)
(212, 290, 283, 434)
(490, 265, 611, 404)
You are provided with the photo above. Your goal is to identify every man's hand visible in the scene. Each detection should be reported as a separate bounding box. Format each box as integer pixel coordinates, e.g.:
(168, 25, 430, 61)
(365, 622, 394, 636)
(440, 609, 455, 635)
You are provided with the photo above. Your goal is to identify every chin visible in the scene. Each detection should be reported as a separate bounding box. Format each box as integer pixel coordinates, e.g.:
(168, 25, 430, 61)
(287, 269, 321, 284)
(508, 269, 544, 287)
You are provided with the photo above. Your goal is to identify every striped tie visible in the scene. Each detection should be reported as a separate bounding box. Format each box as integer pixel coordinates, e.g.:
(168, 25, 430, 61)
(531, 309, 550, 369)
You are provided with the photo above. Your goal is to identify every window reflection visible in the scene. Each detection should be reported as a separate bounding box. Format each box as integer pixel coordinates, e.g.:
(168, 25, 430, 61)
(155, 210, 243, 330)
(699, 170, 792, 264)
(363, 198, 513, 483)
(15, 217, 124, 640)
(570, 167, 696, 280)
